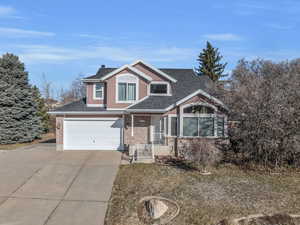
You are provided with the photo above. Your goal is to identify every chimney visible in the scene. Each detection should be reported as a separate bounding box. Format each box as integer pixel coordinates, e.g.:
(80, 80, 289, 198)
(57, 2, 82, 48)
(101, 64, 105, 68)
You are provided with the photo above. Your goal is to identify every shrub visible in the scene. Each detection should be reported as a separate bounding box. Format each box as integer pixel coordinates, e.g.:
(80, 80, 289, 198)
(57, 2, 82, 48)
(180, 139, 223, 172)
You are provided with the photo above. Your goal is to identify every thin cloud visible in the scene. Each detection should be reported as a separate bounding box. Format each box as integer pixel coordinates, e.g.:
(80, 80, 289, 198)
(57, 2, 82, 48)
(0, 6, 15, 16)
(202, 33, 242, 41)
(78, 34, 101, 38)
(16, 44, 196, 64)
(0, 27, 55, 38)
(0, 5, 23, 19)
(234, 1, 300, 15)
(265, 23, 294, 30)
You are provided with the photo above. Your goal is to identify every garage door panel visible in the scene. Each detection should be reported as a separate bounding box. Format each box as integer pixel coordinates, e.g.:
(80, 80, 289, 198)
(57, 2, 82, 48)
(64, 119, 123, 150)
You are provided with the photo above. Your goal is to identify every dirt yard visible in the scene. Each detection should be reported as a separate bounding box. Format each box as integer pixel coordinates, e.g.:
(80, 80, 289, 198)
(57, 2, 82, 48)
(105, 163, 300, 225)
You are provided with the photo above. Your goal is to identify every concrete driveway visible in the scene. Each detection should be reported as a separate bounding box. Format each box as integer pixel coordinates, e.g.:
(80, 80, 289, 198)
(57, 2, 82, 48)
(0, 143, 121, 225)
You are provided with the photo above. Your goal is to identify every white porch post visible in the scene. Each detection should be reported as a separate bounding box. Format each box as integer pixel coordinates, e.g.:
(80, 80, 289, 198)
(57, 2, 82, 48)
(131, 114, 134, 137)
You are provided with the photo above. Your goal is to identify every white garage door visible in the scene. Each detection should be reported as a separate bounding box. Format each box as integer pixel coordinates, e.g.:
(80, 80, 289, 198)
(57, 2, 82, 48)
(63, 118, 123, 150)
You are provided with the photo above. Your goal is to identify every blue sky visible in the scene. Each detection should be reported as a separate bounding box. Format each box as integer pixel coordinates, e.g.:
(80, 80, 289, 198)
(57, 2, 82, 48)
(0, 0, 299, 92)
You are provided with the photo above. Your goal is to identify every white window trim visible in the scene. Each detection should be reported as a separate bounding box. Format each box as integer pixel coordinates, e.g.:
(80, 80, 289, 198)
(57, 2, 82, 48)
(167, 115, 178, 137)
(100, 64, 153, 81)
(116, 73, 139, 104)
(179, 103, 226, 138)
(87, 104, 105, 107)
(93, 83, 104, 100)
(148, 81, 171, 96)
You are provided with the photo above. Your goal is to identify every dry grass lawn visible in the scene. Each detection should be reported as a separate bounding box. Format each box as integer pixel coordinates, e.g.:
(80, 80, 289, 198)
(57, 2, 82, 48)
(0, 133, 55, 150)
(105, 163, 300, 225)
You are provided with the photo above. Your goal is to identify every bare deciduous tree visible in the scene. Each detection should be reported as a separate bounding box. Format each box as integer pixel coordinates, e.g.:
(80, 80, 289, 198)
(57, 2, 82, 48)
(41, 73, 53, 100)
(59, 74, 85, 104)
(224, 59, 300, 167)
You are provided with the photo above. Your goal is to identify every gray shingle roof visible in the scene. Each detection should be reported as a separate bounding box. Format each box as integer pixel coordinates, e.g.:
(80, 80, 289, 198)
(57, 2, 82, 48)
(54, 67, 215, 112)
(84, 67, 116, 80)
(52, 98, 107, 112)
(128, 69, 214, 110)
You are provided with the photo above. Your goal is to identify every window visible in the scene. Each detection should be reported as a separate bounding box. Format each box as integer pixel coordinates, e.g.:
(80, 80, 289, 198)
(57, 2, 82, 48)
(183, 117, 198, 136)
(183, 117, 214, 137)
(199, 117, 214, 136)
(217, 116, 225, 137)
(183, 105, 214, 114)
(116, 74, 138, 102)
(150, 83, 168, 94)
(118, 83, 136, 101)
(170, 117, 177, 136)
(94, 83, 103, 99)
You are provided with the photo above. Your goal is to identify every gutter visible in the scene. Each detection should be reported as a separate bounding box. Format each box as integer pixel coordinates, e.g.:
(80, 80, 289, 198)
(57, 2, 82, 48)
(48, 111, 125, 115)
(125, 109, 167, 113)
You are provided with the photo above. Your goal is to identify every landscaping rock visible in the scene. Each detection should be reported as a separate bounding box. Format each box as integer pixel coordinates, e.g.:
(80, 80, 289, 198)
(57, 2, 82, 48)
(145, 199, 168, 219)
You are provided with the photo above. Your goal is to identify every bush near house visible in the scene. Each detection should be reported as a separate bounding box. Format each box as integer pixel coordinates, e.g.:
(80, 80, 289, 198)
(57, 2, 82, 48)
(0, 53, 44, 144)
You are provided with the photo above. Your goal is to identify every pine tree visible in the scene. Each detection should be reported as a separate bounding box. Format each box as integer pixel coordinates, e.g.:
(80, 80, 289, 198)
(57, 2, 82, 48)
(0, 53, 43, 144)
(32, 85, 50, 133)
(195, 41, 227, 82)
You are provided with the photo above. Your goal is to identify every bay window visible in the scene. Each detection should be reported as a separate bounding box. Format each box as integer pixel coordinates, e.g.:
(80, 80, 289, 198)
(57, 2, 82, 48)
(181, 104, 226, 138)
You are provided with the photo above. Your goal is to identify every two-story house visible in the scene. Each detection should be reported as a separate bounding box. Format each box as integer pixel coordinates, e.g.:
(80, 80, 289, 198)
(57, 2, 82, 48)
(50, 60, 228, 156)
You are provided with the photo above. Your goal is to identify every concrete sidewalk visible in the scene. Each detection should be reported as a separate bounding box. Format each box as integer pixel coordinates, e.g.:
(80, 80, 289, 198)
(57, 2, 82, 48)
(0, 144, 121, 225)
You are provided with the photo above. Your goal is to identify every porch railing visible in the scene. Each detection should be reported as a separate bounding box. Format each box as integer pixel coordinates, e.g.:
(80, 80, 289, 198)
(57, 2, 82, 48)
(152, 132, 166, 145)
(131, 144, 154, 162)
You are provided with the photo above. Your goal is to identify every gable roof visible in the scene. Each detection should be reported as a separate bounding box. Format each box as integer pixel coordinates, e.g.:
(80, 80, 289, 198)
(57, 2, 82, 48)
(82, 65, 153, 82)
(130, 60, 177, 83)
(83, 60, 177, 83)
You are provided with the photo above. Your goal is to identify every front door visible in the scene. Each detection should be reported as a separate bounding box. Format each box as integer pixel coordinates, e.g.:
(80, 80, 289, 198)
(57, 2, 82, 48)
(150, 116, 164, 144)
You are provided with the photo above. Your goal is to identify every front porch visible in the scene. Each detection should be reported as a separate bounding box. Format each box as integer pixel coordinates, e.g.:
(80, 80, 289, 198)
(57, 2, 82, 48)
(123, 102, 228, 162)
(123, 114, 173, 162)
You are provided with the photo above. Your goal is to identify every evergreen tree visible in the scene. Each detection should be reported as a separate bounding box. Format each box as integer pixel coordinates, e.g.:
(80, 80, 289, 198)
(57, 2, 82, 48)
(32, 85, 50, 133)
(195, 41, 227, 82)
(0, 53, 43, 144)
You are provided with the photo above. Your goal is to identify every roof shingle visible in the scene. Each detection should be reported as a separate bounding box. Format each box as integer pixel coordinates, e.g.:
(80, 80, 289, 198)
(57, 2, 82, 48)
(54, 67, 215, 112)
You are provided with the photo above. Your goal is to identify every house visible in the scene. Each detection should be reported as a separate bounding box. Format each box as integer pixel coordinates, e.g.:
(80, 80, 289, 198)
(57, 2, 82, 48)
(50, 60, 228, 156)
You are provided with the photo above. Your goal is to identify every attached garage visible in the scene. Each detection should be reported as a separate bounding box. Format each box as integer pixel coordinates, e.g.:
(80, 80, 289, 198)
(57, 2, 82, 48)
(63, 118, 123, 150)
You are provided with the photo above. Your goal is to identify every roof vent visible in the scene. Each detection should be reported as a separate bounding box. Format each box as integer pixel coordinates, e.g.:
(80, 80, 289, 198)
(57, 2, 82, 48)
(101, 64, 105, 68)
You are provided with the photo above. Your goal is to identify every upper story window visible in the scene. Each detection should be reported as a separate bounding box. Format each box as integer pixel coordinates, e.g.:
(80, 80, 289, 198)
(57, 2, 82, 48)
(150, 82, 169, 95)
(118, 82, 136, 101)
(94, 83, 104, 99)
(116, 74, 138, 103)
